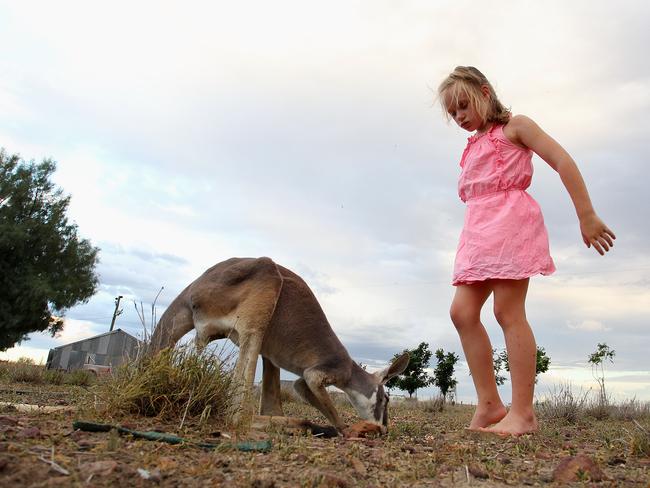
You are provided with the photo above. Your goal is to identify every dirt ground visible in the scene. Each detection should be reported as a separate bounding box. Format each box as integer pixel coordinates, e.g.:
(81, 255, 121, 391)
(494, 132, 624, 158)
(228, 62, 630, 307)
(1, 382, 649, 487)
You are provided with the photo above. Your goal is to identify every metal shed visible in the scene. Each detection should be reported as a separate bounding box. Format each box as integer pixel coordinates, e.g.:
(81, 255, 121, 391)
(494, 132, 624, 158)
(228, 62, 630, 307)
(45, 329, 142, 371)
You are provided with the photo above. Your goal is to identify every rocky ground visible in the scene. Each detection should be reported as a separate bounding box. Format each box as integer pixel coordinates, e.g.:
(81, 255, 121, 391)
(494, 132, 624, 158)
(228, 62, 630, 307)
(1, 382, 649, 487)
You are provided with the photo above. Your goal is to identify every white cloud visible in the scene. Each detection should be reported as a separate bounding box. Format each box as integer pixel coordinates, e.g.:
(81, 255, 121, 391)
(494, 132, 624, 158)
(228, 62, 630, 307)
(54, 319, 105, 344)
(567, 319, 610, 332)
(0, 346, 49, 365)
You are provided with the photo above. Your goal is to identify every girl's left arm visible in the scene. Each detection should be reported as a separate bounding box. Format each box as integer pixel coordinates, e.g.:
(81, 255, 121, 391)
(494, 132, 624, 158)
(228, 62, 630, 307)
(509, 115, 616, 255)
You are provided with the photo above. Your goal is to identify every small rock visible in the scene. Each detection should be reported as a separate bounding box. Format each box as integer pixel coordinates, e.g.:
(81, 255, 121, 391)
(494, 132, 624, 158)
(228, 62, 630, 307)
(552, 454, 606, 482)
(468, 464, 489, 479)
(17, 426, 40, 438)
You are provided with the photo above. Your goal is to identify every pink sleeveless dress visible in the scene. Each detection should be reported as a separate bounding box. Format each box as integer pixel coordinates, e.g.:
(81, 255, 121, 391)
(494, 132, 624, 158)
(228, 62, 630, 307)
(453, 124, 556, 285)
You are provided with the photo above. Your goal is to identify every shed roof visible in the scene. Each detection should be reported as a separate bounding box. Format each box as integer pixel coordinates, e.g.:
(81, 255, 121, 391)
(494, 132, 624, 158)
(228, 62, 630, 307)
(50, 328, 142, 351)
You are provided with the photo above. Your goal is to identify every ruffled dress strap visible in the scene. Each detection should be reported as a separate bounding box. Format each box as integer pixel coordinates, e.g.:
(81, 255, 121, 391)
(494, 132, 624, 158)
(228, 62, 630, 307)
(486, 124, 506, 191)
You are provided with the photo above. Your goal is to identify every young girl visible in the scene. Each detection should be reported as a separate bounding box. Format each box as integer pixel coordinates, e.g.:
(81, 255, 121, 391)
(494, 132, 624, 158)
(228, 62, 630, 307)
(438, 66, 615, 436)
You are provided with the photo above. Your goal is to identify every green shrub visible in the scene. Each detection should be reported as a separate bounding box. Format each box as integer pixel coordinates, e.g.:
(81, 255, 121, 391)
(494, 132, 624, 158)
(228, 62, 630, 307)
(64, 369, 94, 386)
(43, 369, 65, 385)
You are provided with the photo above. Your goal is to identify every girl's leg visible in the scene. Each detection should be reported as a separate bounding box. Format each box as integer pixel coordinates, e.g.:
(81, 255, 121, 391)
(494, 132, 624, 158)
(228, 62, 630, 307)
(450, 282, 507, 429)
(482, 278, 538, 435)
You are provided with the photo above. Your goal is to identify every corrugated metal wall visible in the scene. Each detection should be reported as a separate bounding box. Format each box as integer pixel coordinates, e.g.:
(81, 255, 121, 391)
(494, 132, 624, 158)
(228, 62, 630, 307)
(46, 330, 142, 371)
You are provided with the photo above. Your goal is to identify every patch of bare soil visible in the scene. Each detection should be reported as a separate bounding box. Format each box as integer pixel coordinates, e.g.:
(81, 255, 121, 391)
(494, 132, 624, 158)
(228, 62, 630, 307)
(1, 384, 649, 487)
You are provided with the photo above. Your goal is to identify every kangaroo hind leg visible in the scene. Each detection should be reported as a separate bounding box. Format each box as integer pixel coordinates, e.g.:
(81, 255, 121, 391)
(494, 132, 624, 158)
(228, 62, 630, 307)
(260, 357, 284, 416)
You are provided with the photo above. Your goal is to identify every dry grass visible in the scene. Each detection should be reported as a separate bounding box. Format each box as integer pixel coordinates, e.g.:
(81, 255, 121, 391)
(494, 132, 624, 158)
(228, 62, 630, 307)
(94, 345, 237, 425)
(611, 397, 650, 420)
(3, 375, 650, 486)
(0, 358, 94, 386)
(536, 382, 591, 424)
(417, 396, 447, 413)
(537, 382, 650, 426)
(627, 420, 650, 456)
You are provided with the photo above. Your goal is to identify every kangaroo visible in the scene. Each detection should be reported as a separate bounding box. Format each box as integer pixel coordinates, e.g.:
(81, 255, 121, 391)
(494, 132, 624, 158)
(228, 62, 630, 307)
(150, 257, 409, 433)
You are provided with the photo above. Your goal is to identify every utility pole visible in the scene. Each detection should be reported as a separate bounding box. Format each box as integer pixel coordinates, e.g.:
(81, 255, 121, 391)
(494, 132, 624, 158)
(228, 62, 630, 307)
(109, 295, 123, 331)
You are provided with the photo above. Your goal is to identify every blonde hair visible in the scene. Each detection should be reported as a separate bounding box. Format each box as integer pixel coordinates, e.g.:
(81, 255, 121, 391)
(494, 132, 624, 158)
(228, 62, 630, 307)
(438, 66, 510, 125)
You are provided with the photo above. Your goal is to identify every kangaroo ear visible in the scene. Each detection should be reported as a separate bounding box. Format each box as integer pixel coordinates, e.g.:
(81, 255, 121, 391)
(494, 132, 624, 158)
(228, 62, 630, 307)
(376, 352, 410, 384)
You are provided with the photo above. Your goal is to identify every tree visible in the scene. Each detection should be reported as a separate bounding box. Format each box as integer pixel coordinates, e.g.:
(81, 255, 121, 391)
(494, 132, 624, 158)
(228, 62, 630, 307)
(588, 343, 615, 404)
(0, 149, 99, 350)
(493, 346, 551, 385)
(493, 348, 508, 386)
(385, 342, 434, 398)
(432, 348, 459, 402)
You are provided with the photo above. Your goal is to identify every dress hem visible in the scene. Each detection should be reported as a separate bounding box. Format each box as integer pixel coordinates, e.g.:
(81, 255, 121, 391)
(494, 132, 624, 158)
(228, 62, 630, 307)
(452, 268, 556, 286)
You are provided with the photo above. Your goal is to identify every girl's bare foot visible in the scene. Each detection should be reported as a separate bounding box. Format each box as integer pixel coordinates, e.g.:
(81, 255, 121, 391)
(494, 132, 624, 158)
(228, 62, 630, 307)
(467, 403, 507, 430)
(478, 411, 538, 436)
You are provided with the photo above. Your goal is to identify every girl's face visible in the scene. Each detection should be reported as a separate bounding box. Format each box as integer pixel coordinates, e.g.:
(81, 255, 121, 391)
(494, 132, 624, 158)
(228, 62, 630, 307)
(443, 86, 489, 133)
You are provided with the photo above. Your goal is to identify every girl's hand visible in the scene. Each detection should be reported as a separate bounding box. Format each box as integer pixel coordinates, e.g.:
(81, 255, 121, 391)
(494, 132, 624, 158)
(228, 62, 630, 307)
(580, 213, 616, 255)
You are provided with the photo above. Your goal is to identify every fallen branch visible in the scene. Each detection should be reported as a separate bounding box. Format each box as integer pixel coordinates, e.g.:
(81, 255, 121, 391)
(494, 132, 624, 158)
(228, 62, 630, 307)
(37, 455, 70, 476)
(0, 401, 74, 413)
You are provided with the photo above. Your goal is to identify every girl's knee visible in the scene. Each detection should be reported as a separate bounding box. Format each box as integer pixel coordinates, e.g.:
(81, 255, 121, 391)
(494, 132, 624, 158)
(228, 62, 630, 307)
(450, 303, 478, 331)
(493, 304, 525, 329)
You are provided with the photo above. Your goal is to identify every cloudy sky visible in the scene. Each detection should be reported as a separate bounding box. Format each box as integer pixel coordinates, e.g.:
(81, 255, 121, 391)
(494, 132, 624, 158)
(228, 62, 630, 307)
(1, 1, 649, 403)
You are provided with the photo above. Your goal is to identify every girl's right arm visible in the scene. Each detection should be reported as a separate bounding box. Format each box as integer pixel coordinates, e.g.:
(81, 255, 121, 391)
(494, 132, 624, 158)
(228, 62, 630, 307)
(507, 115, 616, 255)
